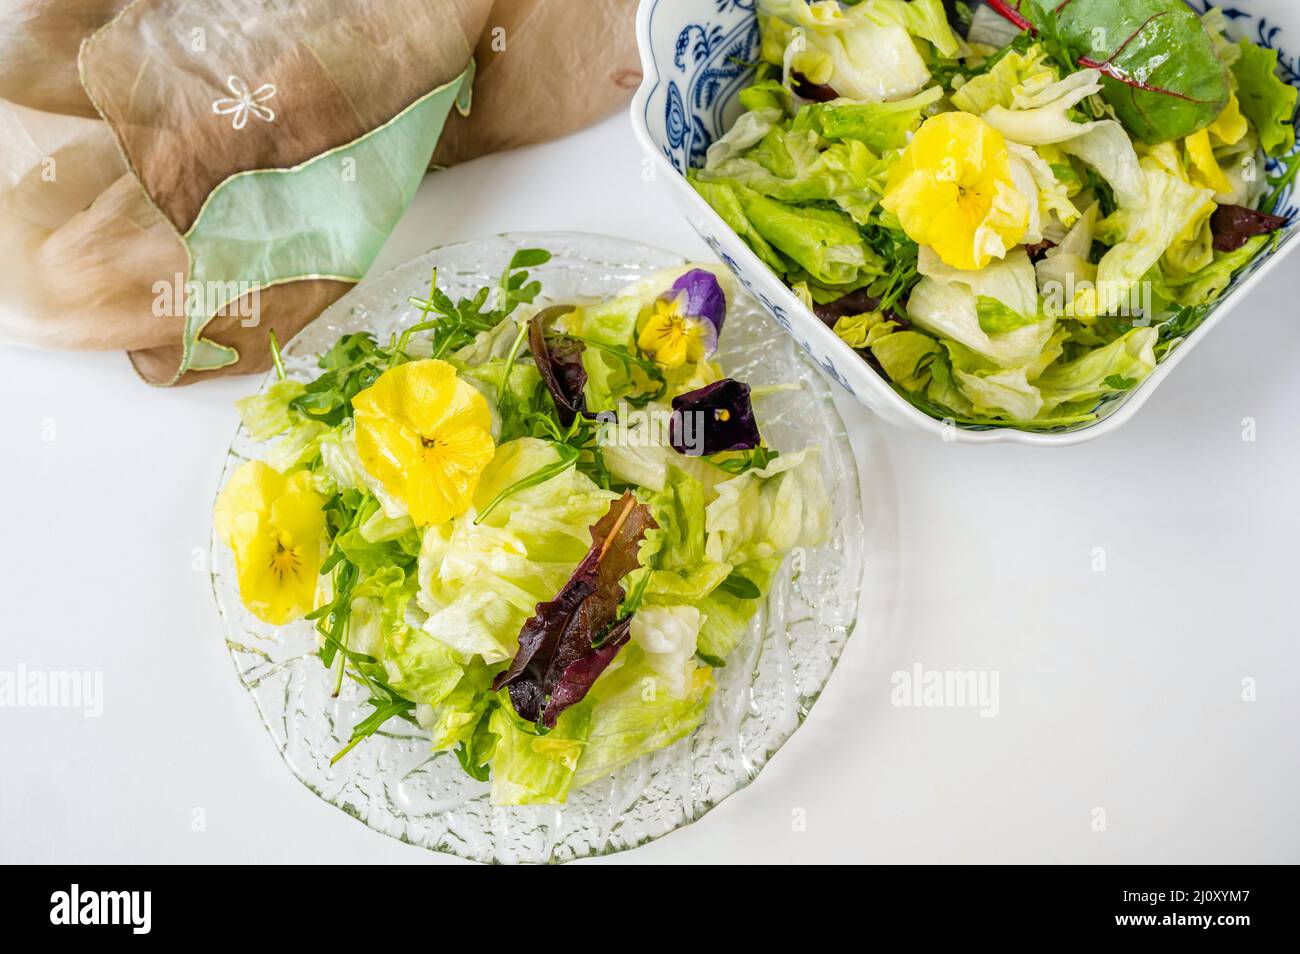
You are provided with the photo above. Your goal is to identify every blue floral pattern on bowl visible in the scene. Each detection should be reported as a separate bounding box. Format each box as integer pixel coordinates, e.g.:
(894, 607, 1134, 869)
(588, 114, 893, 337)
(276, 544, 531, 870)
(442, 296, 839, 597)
(632, 0, 1300, 444)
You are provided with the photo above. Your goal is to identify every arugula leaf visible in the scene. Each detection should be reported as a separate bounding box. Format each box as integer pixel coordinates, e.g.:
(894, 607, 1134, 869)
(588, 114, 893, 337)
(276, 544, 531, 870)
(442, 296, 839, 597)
(286, 250, 552, 429)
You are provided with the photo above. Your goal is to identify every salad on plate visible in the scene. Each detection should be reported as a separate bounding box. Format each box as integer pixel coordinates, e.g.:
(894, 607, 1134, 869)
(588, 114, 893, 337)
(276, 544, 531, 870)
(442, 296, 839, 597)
(213, 249, 829, 805)
(690, 0, 1298, 429)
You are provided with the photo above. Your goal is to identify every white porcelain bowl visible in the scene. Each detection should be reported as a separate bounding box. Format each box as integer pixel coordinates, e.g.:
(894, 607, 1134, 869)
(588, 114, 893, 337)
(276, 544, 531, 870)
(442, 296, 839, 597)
(631, 0, 1300, 444)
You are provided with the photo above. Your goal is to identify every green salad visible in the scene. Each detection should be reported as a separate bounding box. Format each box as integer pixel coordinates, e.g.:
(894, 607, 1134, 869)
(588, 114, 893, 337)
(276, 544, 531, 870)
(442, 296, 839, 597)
(214, 252, 828, 805)
(691, 0, 1298, 428)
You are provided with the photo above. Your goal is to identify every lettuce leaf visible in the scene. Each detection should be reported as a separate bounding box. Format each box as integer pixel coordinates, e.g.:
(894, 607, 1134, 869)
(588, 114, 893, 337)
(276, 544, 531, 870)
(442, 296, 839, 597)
(701, 125, 891, 226)
(629, 605, 703, 699)
(760, 0, 932, 102)
(740, 192, 875, 287)
(951, 46, 1055, 116)
(801, 86, 943, 154)
(1165, 234, 1271, 307)
(1055, 0, 1231, 144)
(417, 439, 617, 663)
(1091, 164, 1215, 315)
(870, 329, 941, 391)
(1036, 326, 1157, 412)
(689, 176, 788, 275)
(236, 379, 306, 441)
(704, 447, 828, 566)
(572, 645, 713, 789)
(1231, 39, 1298, 158)
(488, 699, 591, 805)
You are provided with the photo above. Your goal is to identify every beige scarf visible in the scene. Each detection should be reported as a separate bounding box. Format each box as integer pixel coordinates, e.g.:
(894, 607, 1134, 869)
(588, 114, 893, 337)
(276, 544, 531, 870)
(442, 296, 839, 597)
(0, 0, 639, 384)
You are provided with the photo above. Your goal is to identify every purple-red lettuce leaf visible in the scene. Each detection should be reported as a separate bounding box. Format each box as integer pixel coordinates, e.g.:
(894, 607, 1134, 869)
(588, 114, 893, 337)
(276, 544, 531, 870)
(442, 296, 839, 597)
(811, 287, 883, 327)
(1210, 204, 1288, 252)
(791, 70, 839, 103)
(491, 493, 657, 728)
(528, 305, 587, 426)
(669, 378, 761, 456)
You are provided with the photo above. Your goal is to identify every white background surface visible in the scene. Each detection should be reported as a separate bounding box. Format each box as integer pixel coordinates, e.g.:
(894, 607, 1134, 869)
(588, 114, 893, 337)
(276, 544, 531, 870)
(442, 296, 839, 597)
(2, 112, 1297, 864)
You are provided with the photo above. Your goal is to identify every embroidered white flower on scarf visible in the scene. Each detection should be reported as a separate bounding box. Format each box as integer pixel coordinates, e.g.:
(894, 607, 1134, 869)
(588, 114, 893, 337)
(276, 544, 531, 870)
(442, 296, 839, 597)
(212, 75, 277, 130)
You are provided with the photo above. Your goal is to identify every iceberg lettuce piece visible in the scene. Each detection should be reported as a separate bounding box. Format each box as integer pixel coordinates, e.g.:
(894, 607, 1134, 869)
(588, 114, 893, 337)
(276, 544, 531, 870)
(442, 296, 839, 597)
(951, 46, 1055, 115)
(918, 245, 1039, 317)
(760, 0, 932, 102)
(907, 277, 1057, 369)
(868, 0, 960, 58)
(870, 329, 941, 391)
(1036, 327, 1158, 412)
(1059, 121, 1146, 209)
(488, 700, 591, 805)
(696, 557, 782, 661)
(236, 379, 305, 441)
(705, 447, 828, 566)
(982, 69, 1105, 146)
(740, 192, 875, 287)
(1166, 234, 1271, 307)
(572, 645, 713, 789)
(954, 364, 1043, 420)
(706, 108, 785, 168)
(689, 176, 788, 275)
(630, 605, 702, 699)
(801, 85, 943, 154)
(417, 438, 617, 663)
(416, 658, 495, 752)
(1090, 164, 1215, 315)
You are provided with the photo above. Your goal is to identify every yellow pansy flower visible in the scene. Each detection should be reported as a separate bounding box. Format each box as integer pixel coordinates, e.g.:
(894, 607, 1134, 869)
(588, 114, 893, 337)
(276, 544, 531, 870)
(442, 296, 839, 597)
(637, 295, 710, 369)
(352, 359, 495, 526)
(882, 111, 1030, 271)
(215, 460, 327, 625)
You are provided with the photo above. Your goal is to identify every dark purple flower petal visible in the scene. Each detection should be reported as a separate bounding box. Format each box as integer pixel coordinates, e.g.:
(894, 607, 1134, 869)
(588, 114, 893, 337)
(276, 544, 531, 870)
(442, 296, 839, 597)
(667, 268, 727, 340)
(1211, 204, 1288, 252)
(669, 378, 761, 456)
(492, 493, 657, 729)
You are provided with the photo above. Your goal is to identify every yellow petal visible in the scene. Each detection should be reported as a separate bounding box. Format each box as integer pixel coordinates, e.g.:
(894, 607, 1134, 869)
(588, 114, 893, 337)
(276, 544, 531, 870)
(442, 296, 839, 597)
(270, 491, 327, 550)
(353, 359, 458, 440)
(214, 460, 286, 548)
(229, 511, 318, 625)
(882, 112, 1027, 271)
(352, 360, 495, 526)
(1185, 129, 1232, 194)
(1208, 93, 1248, 147)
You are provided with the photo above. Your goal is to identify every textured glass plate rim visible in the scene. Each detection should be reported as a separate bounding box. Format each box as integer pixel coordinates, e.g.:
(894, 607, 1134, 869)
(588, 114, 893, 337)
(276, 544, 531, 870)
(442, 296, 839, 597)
(210, 231, 879, 863)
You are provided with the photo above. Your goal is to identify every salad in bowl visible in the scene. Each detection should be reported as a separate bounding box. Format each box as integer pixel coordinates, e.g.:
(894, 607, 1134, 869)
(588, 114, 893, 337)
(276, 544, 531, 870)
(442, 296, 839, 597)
(685, 0, 1297, 430)
(212, 248, 831, 807)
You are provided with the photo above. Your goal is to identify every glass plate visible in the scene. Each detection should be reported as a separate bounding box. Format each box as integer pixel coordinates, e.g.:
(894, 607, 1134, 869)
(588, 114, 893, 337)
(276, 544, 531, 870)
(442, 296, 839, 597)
(211, 232, 891, 863)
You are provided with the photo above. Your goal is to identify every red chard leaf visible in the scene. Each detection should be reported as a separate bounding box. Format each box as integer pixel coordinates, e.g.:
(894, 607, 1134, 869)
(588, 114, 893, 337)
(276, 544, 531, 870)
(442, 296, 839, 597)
(991, 0, 1231, 144)
(492, 493, 657, 728)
